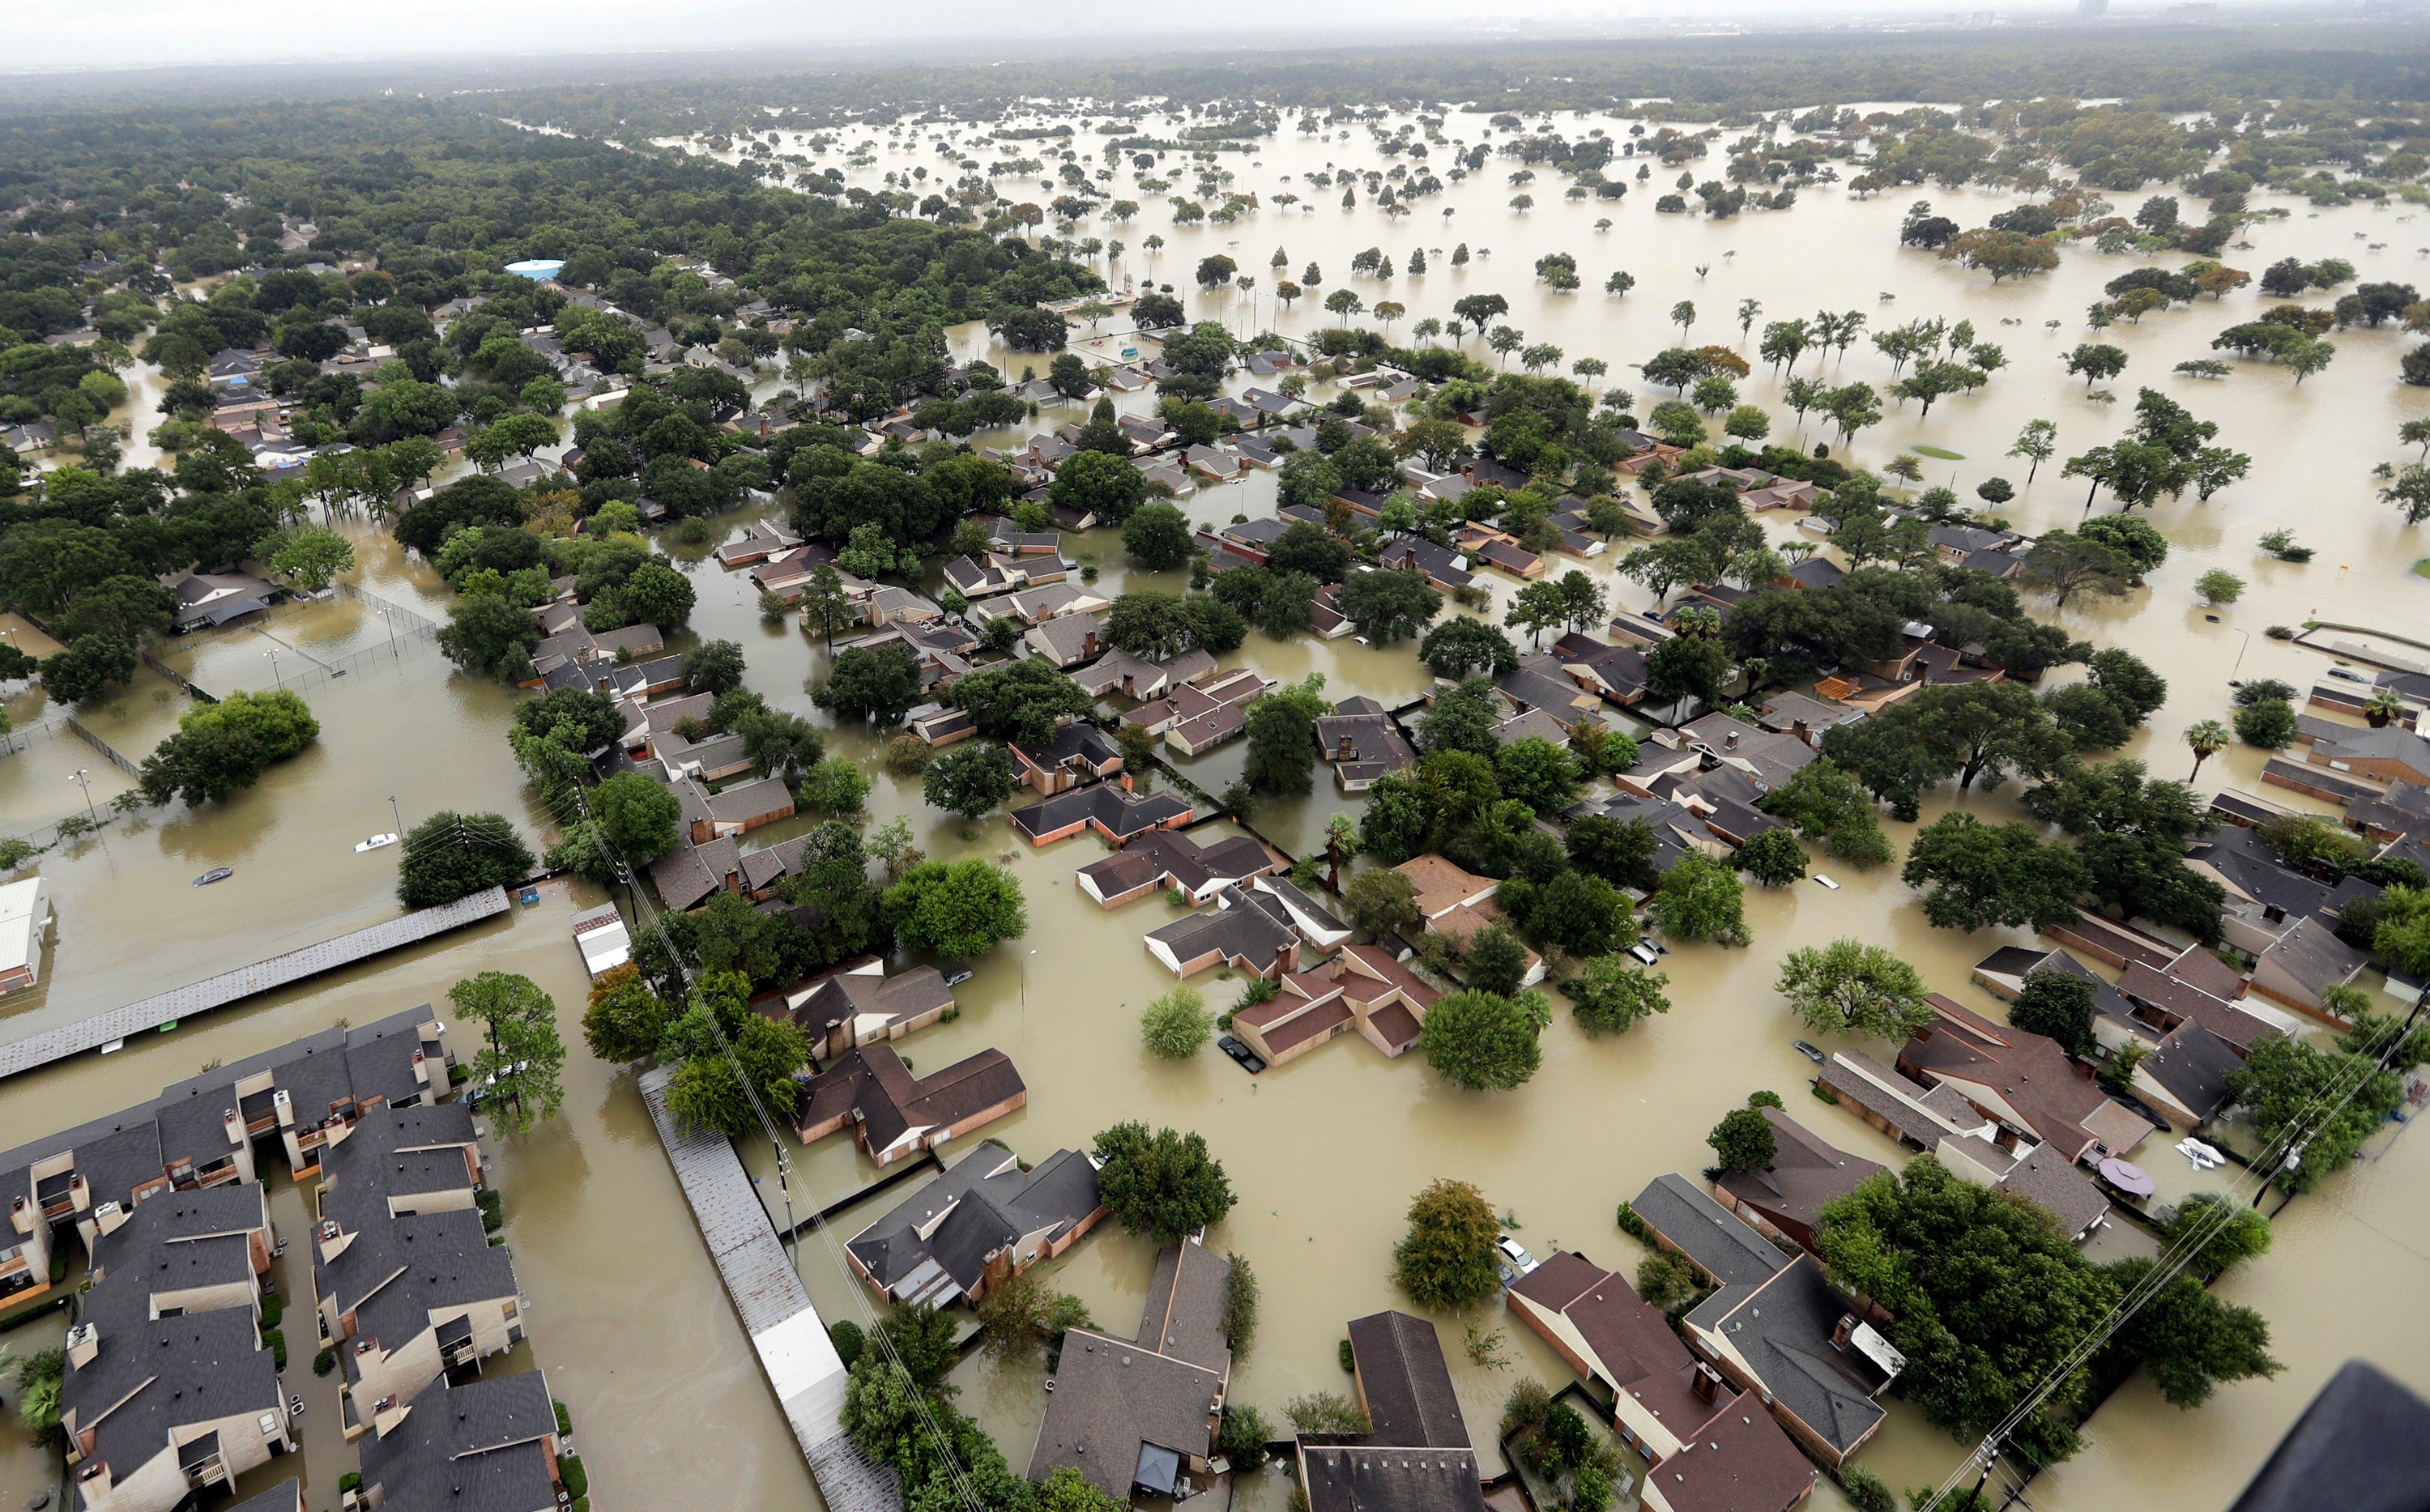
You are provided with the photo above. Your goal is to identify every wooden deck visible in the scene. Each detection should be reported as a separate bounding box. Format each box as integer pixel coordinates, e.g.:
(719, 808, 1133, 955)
(640, 1064, 900, 1512)
(0, 886, 512, 1080)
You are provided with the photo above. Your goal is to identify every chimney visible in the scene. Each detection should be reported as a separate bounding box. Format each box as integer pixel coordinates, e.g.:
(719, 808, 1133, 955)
(223, 1109, 244, 1146)
(1083, 629, 1099, 659)
(1690, 1364, 1721, 1403)
(273, 1088, 295, 1127)
(1724, 730, 1740, 751)
(1832, 1314, 1857, 1349)
(66, 1322, 99, 1369)
(1337, 735, 1355, 760)
(1793, 719, 1810, 746)
(8, 1196, 28, 1237)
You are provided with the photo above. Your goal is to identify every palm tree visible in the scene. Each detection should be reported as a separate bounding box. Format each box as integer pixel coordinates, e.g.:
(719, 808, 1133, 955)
(2364, 688, 2407, 728)
(2185, 720, 2230, 783)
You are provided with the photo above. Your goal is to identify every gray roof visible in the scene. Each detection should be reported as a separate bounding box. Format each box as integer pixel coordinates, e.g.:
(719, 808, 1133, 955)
(1347, 1311, 1471, 1449)
(357, 1372, 561, 1512)
(1684, 1255, 1887, 1457)
(1138, 1241, 1234, 1375)
(1144, 889, 1300, 972)
(846, 1145, 1100, 1302)
(1302, 1444, 1488, 1512)
(2138, 1020, 2249, 1126)
(1631, 1173, 1791, 1288)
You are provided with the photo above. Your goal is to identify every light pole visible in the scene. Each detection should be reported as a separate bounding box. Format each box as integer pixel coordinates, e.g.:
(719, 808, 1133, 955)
(67, 768, 96, 821)
(264, 647, 284, 691)
(389, 794, 403, 839)
(376, 608, 399, 659)
(2230, 625, 2252, 677)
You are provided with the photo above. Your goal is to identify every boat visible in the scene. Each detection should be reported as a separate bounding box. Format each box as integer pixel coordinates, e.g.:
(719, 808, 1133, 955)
(193, 867, 233, 887)
(354, 833, 399, 853)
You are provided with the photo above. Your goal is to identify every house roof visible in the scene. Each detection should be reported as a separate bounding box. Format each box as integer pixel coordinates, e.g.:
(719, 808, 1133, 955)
(846, 1144, 1100, 1302)
(1347, 1311, 1472, 1449)
(1510, 1253, 1725, 1435)
(1139, 1241, 1234, 1374)
(1393, 856, 1497, 919)
(1899, 998, 2148, 1160)
(1144, 891, 1300, 973)
(1644, 1399, 1818, 1512)
(1684, 1255, 1889, 1457)
(1010, 784, 1193, 843)
(1301, 1444, 1488, 1512)
(795, 1045, 1025, 1156)
(356, 1372, 560, 1512)
(1631, 1174, 1790, 1289)
(1076, 828, 1273, 900)
(1713, 1110, 1884, 1240)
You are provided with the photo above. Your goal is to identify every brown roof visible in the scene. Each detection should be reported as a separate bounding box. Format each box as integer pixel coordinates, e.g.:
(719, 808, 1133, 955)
(1648, 1400, 1818, 1512)
(1511, 1253, 1728, 1437)
(1137, 1242, 1234, 1373)
(795, 1045, 1023, 1155)
(1899, 998, 2137, 1161)
(1394, 856, 1496, 918)
(1712, 1110, 1885, 1242)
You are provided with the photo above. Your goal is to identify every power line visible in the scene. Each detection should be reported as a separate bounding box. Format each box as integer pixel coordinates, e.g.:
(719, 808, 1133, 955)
(1917, 991, 2427, 1510)
(539, 762, 988, 1512)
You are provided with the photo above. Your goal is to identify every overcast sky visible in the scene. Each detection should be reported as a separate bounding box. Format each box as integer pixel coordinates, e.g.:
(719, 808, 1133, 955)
(8, 0, 2108, 73)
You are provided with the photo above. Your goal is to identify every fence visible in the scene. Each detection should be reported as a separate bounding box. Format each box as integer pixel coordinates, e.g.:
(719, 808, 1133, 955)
(62, 716, 143, 779)
(336, 581, 442, 635)
(138, 648, 217, 705)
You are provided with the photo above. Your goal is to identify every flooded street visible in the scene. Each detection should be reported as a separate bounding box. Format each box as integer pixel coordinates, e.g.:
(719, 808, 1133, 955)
(6, 100, 2430, 1512)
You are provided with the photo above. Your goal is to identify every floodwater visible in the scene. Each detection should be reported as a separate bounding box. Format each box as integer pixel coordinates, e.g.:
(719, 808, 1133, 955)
(6, 102, 2430, 1512)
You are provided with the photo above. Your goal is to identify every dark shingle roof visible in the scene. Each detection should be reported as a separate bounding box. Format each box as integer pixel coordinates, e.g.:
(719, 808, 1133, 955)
(1346, 1311, 1471, 1449)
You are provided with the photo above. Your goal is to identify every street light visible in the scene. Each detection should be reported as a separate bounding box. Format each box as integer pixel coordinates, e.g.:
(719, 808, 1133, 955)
(263, 647, 284, 691)
(66, 768, 96, 820)
(389, 794, 403, 839)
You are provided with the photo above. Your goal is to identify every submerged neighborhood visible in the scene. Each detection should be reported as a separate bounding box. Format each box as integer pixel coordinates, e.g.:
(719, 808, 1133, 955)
(6, 12, 2430, 1512)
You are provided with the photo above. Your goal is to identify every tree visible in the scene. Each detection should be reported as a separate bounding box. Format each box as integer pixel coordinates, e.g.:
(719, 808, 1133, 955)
(134, 688, 321, 807)
(591, 770, 681, 865)
(1646, 633, 1734, 708)
(2019, 530, 2131, 610)
(1900, 813, 2088, 932)
(582, 967, 671, 1063)
(1644, 853, 1746, 946)
(1141, 986, 1213, 1060)
(2065, 343, 2128, 388)
(1773, 939, 1934, 1038)
(883, 858, 1026, 960)
(2236, 698, 2299, 750)
(1051, 448, 1150, 525)
(1419, 990, 1543, 1090)
(1566, 958, 1669, 1037)
(261, 523, 356, 590)
(2100, 1257, 2282, 1410)
(2011, 969, 2100, 1056)
(2195, 569, 2245, 607)
(952, 658, 1094, 746)
(1421, 618, 1520, 679)
(1735, 827, 1809, 887)
(683, 639, 747, 696)
(1496, 737, 1583, 816)
(397, 811, 535, 907)
(663, 977, 810, 1139)
(816, 644, 925, 727)
(1345, 867, 1425, 943)
(1459, 922, 1536, 999)
(1337, 568, 1443, 642)
(2184, 720, 2231, 783)
(978, 1271, 1095, 1369)
(2161, 1192, 2274, 1280)
(2024, 759, 2224, 942)
(1393, 1178, 1501, 1309)
(1244, 675, 1330, 794)
(1093, 1122, 1236, 1242)
(1123, 502, 1195, 570)
(437, 594, 541, 681)
(449, 971, 566, 1135)
(1707, 1107, 1778, 1174)
(923, 742, 1017, 819)
(2384, 462, 2430, 526)
(1757, 759, 1894, 869)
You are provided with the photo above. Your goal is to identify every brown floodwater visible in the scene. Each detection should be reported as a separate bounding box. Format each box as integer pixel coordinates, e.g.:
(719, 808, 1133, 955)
(6, 101, 2429, 1512)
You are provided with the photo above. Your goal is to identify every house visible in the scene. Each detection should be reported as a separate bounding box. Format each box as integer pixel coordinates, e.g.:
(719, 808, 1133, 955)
(1895, 998, 2152, 1163)
(352, 1372, 568, 1512)
(846, 1144, 1105, 1307)
(1074, 827, 1277, 907)
(772, 959, 958, 1062)
(1507, 1250, 1810, 1508)
(1072, 646, 1217, 701)
(1456, 522, 1545, 580)
(1230, 946, 1441, 1068)
(1026, 611, 1109, 669)
(1009, 722, 1125, 796)
(164, 571, 280, 633)
(906, 705, 978, 748)
(60, 1188, 291, 1512)
(1030, 1242, 1234, 1501)
(569, 903, 632, 980)
(647, 834, 744, 910)
(1711, 1111, 1885, 1254)
(1126, 667, 1269, 756)
(1373, 535, 1477, 594)
(1346, 1310, 1474, 1448)
(1935, 1132, 2114, 1242)
(1628, 1175, 1791, 1292)
(1143, 885, 1306, 979)
(1009, 785, 1194, 847)
(717, 522, 804, 567)
(750, 543, 842, 600)
(982, 581, 1111, 629)
(2301, 726, 2430, 790)
(794, 1045, 1027, 1165)
(1755, 692, 1864, 746)
(698, 775, 796, 839)
(0, 875, 53, 995)
(1682, 1254, 1901, 1468)
(311, 1105, 522, 1439)
(1549, 632, 1652, 708)
(2249, 917, 2368, 1021)
(1394, 856, 1544, 986)
(985, 518, 1065, 556)
(1315, 696, 1417, 790)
